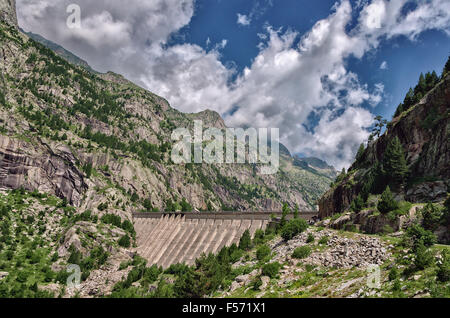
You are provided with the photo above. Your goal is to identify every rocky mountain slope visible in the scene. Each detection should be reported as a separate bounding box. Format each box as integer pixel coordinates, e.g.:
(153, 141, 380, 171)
(20, 29, 96, 73)
(0, 6, 334, 217)
(0, 0, 16, 27)
(215, 226, 449, 298)
(0, 1, 337, 297)
(319, 72, 450, 218)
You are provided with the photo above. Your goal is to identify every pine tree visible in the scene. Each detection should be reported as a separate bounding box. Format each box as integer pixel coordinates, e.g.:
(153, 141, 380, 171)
(239, 230, 252, 250)
(350, 194, 365, 212)
(382, 136, 408, 189)
(414, 73, 426, 96)
(372, 116, 387, 138)
(421, 203, 442, 231)
(355, 143, 365, 163)
(377, 186, 398, 214)
(403, 88, 415, 110)
(281, 203, 290, 227)
(443, 56, 450, 77)
(394, 103, 404, 118)
(293, 204, 299, 219)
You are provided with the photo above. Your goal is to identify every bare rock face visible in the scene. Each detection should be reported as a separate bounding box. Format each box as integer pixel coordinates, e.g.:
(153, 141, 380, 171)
(0, 0, 17, 27)
(0, 135, 87, 206)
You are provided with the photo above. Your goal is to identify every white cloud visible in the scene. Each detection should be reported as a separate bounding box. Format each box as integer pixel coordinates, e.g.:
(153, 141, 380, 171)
(380, 61, 388, 70)
(16, 0, 450, 169)
(237, 13, 251, 26)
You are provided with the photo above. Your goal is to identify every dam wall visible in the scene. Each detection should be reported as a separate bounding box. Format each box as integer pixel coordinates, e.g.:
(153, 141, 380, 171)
(133, 211, 318, 268)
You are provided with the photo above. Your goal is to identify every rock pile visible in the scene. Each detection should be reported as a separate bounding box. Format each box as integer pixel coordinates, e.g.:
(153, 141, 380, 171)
(271, 229, 391, 269)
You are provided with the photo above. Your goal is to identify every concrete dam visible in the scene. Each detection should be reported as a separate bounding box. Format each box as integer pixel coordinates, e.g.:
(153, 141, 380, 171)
(133, 211, 318, 268)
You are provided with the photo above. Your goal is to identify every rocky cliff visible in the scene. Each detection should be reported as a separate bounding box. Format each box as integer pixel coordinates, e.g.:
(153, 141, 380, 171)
(319, 73, 450, 218)
(0, 0, 16, 27)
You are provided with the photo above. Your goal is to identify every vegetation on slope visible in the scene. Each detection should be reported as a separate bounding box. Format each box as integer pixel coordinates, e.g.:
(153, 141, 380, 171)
(1, 19, 333, 213)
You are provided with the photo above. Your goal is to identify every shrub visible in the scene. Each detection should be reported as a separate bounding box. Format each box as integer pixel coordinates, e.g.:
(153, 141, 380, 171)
(143, 199, 153, 211)
(256, 245, 271, 261)
(306, 233, 315, 243)
(251, 276, 263, 291)
(378, 186, 398, 214)
(253, 229, 265, 245)
(101, 214, 122, 227)
(281, 219, 308, 241)
(67, 245, 82, 265)
(318, 236, 329, 245)
(143, 265, 161, 283)
(180, 198, 193, 212)
(421, 203, 442, 231)
(437, 250, 450, 282)
(350, 194, 365, 212)
(16, 271, 29, 283)
(389, 267, 399, 281)
(292, 246, 311, 259)
(118, 235, 131, 248)
(414, 241, 434, 270)
(406, 224, 436, 251)
(262, 262, 280, 278)
(392, 279, 401, 292)
(121, 220, 135, 234)
(442, 195, 450, 227)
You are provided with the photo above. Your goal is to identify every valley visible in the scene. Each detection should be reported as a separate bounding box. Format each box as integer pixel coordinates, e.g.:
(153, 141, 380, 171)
(0, 0, 449, 299)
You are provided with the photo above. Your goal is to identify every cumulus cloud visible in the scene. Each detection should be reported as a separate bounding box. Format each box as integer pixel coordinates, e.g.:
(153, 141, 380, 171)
(237, 13, 251, 26)
(16, 0, 450, 168)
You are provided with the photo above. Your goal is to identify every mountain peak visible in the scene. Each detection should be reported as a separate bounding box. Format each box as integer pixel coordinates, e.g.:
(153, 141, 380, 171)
(0, 0, 17, 27)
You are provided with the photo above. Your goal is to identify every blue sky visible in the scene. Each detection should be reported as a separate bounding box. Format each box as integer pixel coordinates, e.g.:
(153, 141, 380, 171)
(182, 0, 449, 120)
(17, 0, 450, 168)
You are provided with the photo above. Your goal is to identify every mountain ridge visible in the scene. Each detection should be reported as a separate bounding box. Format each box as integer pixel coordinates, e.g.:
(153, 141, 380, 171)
(0, 10, 333, 214)
(319, 70, 450, 218)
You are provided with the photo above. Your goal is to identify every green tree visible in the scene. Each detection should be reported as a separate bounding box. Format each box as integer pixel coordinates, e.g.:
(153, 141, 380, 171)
(437, 250, 450, 282)
(372, 116, 387, 138)
(292, 246, 311, 259)
(256, 245, 271, 261)
(281, 203, 290, 227)
(414, 240, 434, 270)
(377, 186, 398, 214)
(403, 87, 415, 110)
(350, 194, 365, 212)
(293, 204, 299, 219)
(281, 219, 308, 241)
(421, 203, 442, 231)
(180, 198, 193, 212)
(443, 55, 450, 77)
(406, 224, 436, 251)
(442, 195, 450, 227)
(334, 168, 347, 185)
(239, 230, 252, 251)
(118, 234, 131, 248)
(261, 262, 280, 278)
(382, 137, 408, 189)
(355, 143, 366, 163)
(388, 267, 399, 281)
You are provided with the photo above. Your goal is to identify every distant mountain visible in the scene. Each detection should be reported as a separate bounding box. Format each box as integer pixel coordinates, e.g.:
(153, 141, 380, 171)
(293, 156, 337, 179)
(20, 28, 97, 73)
